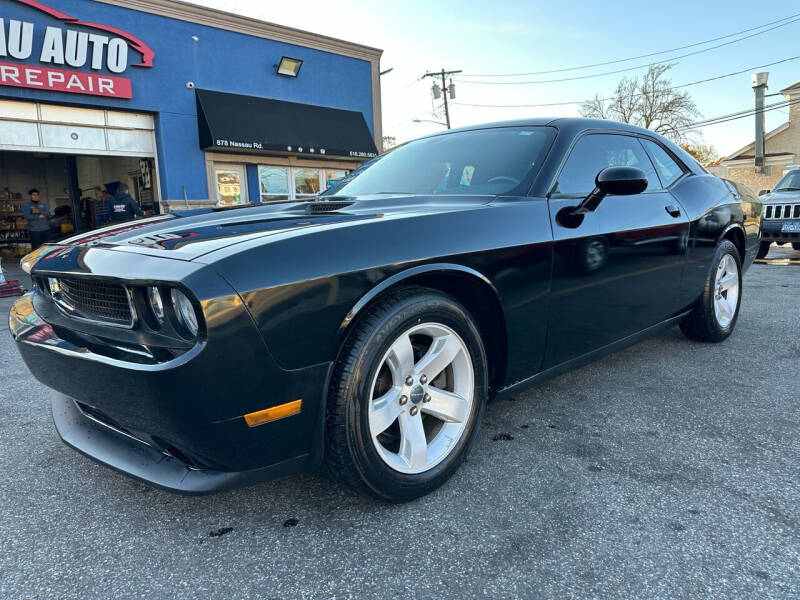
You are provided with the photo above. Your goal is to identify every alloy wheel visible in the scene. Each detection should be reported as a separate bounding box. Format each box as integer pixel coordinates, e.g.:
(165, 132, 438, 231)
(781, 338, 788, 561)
(713, 254, 739, 328)
(368, 322, 474, 474)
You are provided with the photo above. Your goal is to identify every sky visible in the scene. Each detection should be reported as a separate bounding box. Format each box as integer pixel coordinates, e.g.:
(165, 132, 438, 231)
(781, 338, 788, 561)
(190, 0, 800, 159)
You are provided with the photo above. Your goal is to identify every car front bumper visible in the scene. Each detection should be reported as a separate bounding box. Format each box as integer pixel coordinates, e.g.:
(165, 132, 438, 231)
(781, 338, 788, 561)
(51, 391, 311, 493)
(761, 219, 800, 243)
(10, 288, 330, 494)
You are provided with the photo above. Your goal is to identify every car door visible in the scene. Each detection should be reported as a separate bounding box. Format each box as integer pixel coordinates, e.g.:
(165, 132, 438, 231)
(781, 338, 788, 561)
(543, 132, 690, 368)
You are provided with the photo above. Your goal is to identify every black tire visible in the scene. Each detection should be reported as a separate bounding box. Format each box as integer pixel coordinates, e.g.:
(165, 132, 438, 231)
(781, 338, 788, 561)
(679, 240, 742, 343)
(323, 286, 488, 502)
(792, 242, 800, 251)
(756, 242, 771, 259)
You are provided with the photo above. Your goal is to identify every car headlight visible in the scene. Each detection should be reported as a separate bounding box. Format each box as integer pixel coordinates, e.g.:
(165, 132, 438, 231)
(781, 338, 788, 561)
(147, 286, 165, 322)
(21, 245, 51, 274)
(170, 289, 198, 337)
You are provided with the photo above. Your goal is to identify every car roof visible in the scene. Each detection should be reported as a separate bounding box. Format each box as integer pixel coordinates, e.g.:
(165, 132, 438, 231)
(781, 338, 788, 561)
(405, 117, 708, 176)
(429, 117, 661, 138)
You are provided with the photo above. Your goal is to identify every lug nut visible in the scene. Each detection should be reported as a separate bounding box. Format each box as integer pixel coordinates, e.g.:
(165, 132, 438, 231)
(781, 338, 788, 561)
(423, 393, 431, 403)
(410, 406, 419, 416)
(405, 376, 414, 386)
(420, 374, 428, 384)
(399, 395, 408, 406)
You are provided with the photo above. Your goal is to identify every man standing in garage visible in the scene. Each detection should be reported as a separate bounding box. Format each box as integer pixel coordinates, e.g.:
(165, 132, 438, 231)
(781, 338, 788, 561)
(22, 188, 51, 249)
(110, 183, 143, 223)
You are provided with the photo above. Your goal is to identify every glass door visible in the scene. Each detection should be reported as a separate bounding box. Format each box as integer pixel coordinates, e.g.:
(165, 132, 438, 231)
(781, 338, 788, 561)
(214, 164, 247, 206)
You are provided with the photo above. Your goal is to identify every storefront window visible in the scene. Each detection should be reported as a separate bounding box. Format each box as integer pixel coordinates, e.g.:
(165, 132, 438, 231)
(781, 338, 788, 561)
(324, 169, 348, 191)
(294, 168, 321, 197)
(258, 166, 290, 202)
(215, 167, 245, 206)
(214, 165, 353, 204)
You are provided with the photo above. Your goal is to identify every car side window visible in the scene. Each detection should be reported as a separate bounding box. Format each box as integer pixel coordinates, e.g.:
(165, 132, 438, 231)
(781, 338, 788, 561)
(555, 133, 660, 196)
(641, 139, 685, 187)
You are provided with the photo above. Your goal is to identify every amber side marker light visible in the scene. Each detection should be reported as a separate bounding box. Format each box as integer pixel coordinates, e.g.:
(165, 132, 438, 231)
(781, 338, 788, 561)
(244, 399, 302, 427)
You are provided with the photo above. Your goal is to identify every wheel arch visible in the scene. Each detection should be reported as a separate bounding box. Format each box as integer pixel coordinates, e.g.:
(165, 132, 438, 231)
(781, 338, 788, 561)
(336, 264, 509, 394)
(720, 223, 746, 264)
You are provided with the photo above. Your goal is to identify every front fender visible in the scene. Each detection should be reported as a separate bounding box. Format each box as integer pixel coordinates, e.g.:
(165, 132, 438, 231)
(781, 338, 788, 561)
(337, 262, 500, 330)
(210, 199, 553, 376)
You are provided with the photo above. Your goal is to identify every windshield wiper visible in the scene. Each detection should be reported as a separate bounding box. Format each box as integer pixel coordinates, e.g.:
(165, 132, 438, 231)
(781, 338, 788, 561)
(775, 187, 800, 192)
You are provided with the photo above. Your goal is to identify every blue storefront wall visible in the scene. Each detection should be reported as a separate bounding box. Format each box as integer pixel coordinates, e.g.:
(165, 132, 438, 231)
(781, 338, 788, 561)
(0, 0, 376, 201)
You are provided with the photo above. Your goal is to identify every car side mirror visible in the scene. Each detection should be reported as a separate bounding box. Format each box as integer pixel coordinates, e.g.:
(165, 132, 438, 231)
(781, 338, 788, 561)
(572, 166, 648, 215)
(758, 189, 770, 196)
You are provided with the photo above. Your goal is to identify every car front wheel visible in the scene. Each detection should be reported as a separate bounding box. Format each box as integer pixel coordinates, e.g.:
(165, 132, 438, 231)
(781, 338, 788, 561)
(323, 286, 488, 502)
(756, 242, 771, 259)
(680, 240, 742, 343)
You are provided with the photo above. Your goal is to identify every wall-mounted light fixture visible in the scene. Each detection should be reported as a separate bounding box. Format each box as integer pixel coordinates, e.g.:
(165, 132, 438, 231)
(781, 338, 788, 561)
(276, 56, 303, 77)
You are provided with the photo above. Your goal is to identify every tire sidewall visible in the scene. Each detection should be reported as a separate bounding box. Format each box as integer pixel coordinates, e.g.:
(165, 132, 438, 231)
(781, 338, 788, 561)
(343, 292, 488, 501)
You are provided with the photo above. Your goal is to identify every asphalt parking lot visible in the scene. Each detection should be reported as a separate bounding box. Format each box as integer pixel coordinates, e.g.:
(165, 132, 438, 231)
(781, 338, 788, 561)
(1, 250, 798, 600)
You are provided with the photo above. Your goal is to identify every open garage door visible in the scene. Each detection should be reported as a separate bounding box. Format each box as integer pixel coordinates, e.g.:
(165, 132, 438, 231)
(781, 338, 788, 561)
(0, 100, 156, 157)
(0, 100, 159, 256)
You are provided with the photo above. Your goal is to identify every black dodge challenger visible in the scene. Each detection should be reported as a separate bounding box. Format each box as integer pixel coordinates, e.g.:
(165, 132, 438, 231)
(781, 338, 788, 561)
(10, 118, 761, 502)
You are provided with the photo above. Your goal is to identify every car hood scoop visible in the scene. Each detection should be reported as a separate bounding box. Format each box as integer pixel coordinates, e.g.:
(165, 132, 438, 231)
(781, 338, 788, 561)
(304, 201, 354, 213)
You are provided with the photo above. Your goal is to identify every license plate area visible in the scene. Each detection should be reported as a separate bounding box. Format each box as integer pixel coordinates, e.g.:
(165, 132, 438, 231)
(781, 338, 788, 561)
(780, 221, 800, 233)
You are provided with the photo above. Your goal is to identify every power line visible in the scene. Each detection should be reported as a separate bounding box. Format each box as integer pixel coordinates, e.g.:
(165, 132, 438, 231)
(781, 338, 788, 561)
(450, 56, 800, 108)
(459, 12, 800, 77)
(454, 17, 800, 85)
(690, 97, 794, 126)
(686, 98, 800, 129)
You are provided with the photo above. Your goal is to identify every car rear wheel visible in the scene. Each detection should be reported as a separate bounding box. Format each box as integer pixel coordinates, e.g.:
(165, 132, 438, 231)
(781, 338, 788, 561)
(679, 240, 742, 343)
(323, 286, 488, 502)
(756, 242, 771, 259)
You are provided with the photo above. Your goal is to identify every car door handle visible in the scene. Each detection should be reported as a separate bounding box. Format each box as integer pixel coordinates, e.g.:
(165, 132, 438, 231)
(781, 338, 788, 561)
(665, 204, 681, 218)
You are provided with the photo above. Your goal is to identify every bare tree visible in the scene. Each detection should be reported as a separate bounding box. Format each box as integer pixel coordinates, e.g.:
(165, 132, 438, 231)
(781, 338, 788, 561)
(680, 142, 718, 165)
(382, 135, 397, 151)
(580, 64, 700, 142)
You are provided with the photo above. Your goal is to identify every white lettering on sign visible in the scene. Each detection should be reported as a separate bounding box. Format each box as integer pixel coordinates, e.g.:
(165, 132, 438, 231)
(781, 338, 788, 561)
(40, 26, 63, 63)
(88, 34, 108, 70)
(46, 69, 64, 87)
(24, 67, 42, 86)
(1, 64, 20, 83)
(106, 38, 128, 74)
(64, 30, 88, 68)
(215, 139, 264, 150)
(2, 19, 131, 73)
(1, 19, 34, 60)
(0, 60, 133, 98)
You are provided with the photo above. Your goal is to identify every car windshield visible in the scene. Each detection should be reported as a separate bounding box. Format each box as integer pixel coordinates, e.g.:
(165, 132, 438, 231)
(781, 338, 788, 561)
(322, 126, 554, 197)
(774, 169, 800, 191)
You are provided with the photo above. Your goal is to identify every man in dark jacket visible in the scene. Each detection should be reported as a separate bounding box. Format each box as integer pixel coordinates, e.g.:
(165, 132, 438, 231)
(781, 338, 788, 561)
(22, 188, 51, 249)
(110, 183, 143, 223)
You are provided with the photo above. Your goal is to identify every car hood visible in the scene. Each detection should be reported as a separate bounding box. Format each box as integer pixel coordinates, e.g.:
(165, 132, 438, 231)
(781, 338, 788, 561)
(32, 196, 491, 262)
(761, 190, 800, 203)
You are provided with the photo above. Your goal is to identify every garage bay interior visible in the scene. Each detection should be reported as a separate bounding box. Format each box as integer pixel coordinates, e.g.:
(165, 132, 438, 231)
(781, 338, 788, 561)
(0, 99, 157, 257)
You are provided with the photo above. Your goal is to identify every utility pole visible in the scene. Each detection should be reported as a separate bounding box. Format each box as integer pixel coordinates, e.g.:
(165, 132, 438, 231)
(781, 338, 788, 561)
(752, 71, 769, 173)
(421, 68, 462, 129)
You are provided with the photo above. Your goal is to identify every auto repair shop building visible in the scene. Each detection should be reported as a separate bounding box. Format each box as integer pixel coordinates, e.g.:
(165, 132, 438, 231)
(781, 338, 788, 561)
(0, 0, 382, 237)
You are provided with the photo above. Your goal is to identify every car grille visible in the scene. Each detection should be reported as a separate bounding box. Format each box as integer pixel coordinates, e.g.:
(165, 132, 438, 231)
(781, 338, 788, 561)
(763, 203, 800, 219)
(50, 277, 135, 328)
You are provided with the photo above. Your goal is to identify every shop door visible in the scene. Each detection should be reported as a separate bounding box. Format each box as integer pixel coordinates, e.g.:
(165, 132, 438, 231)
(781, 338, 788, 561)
(213, 164, 247, 206)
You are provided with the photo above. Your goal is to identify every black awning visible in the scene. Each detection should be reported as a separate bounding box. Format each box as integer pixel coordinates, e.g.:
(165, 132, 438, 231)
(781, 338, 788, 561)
(196, 89, 378, 159)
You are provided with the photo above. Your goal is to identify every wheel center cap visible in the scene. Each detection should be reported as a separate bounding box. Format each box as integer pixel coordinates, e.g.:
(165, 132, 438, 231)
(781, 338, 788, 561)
(409, 385, 425, 405)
